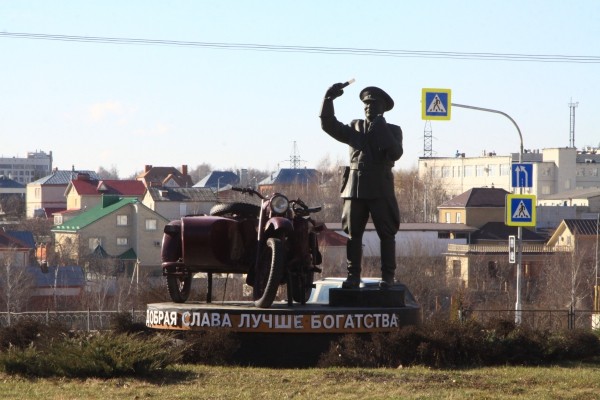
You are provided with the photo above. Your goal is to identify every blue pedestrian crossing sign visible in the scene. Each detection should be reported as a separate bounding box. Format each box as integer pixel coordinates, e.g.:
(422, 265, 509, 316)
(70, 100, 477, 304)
(505, 194, 537, 227)
(512, 163, 533, 188)
(422, 88, 451, 120)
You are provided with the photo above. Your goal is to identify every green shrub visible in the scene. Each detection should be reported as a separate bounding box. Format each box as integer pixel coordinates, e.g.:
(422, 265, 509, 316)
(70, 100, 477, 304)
(318, 318, 600, 368)
(110, 311, 150, 334)
(0, 332, 182, 378)
(0, 319, 68, 350)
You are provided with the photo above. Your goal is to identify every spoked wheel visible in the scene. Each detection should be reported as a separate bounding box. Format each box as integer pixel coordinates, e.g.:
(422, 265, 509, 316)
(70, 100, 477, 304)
(253, 237, 284, 308)
(166, 273, 192, 303)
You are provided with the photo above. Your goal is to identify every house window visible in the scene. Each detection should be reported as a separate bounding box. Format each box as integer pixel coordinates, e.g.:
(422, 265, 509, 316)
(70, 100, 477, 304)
(452, 260, 461, 278)
(117, 215, 128, 226)
(464, 166, 473, 177)
(146, 219, 157, 230)
(35, 188, 41, 199)
(117, 237, 128, 246)
(89, 237, 102, 250)
(500, 164, 510, 176)
(445, 212, 451, 223)
(487, 165, 496, 176)
(456, 212, 461, 223)
(442, 166, 451, 178)
(475, 165, 484, 177)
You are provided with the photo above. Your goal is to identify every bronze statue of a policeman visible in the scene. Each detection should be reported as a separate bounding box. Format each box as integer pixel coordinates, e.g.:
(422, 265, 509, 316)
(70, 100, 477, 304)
(320, 82, 403, 289)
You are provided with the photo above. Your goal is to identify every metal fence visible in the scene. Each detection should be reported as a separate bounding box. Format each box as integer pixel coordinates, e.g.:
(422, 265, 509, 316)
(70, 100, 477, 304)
(0, 309, 147, 331)
(461, 307, 598, 331)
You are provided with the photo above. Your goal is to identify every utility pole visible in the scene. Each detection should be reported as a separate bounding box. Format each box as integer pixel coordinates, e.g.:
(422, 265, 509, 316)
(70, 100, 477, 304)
(423, 120, 433, 158)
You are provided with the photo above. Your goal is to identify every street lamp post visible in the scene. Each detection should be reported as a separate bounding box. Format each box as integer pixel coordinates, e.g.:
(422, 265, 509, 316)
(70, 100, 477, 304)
(217, 176, 224, 201)
(452, 102, 524, 324)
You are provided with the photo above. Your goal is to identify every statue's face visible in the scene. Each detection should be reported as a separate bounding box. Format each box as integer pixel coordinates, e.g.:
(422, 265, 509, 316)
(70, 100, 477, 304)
(363, 100, 385, 121)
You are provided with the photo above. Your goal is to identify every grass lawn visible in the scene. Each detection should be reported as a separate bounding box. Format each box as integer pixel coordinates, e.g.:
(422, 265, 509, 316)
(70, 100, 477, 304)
(2, 363, 600, 399)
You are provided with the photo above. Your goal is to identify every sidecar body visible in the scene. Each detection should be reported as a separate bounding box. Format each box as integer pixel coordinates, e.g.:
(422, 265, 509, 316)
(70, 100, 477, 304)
(161, 215, 256, 274)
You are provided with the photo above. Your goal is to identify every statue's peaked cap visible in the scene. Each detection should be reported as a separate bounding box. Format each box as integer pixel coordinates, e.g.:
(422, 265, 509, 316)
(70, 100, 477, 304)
(359, 86, 394, 112)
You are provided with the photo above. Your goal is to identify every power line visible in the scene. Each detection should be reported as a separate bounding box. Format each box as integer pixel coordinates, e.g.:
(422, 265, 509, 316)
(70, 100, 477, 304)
(2, 31, 600, 64)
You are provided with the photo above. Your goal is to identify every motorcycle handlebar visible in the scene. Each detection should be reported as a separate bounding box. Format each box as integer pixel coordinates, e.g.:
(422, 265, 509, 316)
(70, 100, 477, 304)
(232, 187, 322, 213)
(232, 186, 266, 200)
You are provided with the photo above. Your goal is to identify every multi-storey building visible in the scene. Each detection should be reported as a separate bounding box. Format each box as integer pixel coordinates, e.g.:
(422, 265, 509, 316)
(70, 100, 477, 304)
(0, 151, 53, 184)
(418, 147, 600, 199)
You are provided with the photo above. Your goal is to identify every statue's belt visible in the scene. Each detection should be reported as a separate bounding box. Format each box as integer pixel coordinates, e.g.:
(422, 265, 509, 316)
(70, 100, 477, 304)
(350, 162, 393, 171)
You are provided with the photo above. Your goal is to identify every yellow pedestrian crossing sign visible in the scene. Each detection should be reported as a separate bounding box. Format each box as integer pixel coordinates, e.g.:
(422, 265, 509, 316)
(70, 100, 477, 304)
(422, 88, 451, 120)
(505, 194, 536, 227)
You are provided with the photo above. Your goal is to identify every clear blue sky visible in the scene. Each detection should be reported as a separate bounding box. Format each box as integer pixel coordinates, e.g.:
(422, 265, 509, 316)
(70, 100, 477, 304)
(1, 1, 599, 178)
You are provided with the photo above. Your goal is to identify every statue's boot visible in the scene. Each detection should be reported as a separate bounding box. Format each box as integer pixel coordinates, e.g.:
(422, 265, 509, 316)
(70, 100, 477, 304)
(379, 239, 396, 289)
(342, 238, 362, 289)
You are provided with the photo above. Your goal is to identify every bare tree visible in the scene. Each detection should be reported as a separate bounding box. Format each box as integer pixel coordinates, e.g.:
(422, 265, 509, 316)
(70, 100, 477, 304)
(189, 163, 213, 184)
(0, 249, 34, 313)
(97, 165, 120, 179)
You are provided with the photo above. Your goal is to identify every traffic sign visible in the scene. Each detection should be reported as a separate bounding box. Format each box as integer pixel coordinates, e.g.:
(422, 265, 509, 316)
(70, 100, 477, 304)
(512, 163, 533, 188)
(505, 194, 536, 226)
(422, 88, 451, 120)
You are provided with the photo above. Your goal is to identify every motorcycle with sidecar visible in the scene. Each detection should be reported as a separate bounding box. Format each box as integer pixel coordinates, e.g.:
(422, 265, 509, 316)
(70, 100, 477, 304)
(161, 187, 323, 308)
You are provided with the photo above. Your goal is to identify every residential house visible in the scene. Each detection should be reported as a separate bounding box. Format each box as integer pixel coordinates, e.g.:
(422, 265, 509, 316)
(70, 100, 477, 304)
(56, 174, 146, 225)
(26, 265, 86, 310)
(437, 187, 509, 227)
(143, 186, 218, 221)
(195, 170, 240, 190)
(26, 169, 100, 218)
(258, 168, 319, 194)
(51, 196, 170, 275)
(537, 188, 600, 230)
(0, 229, 36, 267)
(137, 165, 194, 188)
(0, 175, 26, 218)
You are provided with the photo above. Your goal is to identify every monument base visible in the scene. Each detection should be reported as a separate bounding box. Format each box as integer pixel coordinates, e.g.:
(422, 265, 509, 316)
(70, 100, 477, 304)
(329, 285, 405, 307)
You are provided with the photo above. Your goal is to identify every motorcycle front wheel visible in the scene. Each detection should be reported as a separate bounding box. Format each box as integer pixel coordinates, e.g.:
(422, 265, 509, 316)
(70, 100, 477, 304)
(253, 237, 284, 308)
(291, 268, 314, 304)
(166, 274, 192, 303)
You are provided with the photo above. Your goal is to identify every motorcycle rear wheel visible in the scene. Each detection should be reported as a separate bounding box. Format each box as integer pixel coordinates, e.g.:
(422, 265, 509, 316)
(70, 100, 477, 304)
(210, 203, 260, 218)
(166, 274, 192, 303)
(253, 237, 284, 308)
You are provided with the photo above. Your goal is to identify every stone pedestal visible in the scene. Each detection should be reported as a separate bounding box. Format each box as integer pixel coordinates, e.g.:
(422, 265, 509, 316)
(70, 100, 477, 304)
(329, 285, 405, 307)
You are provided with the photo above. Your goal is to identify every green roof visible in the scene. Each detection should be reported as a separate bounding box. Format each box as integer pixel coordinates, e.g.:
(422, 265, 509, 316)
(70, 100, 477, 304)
(52, 197, 140, 232)
(118, 248, 137, 260)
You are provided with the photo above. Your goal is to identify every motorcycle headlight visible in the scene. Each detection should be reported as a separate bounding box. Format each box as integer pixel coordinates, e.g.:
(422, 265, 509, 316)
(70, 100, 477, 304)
(270, 194, 289, 214)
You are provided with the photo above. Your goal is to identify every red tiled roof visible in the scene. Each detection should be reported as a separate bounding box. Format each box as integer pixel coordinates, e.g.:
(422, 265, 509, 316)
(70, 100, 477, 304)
(72, 179, 146, 196)
(318, 226, 348, 246)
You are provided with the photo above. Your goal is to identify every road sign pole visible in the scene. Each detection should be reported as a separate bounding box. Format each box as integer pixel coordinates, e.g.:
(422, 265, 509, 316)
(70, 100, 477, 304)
(453, 102, 524, 324)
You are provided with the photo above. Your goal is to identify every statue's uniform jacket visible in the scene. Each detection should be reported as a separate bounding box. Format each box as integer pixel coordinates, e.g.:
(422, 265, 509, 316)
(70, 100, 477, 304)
(320, 98, 403, 201)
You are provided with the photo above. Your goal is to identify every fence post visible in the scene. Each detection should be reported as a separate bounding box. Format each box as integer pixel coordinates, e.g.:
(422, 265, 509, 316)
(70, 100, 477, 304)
(87, 308, 91, 332)
(46, 309, 49, 325)
(568, 306, 574, 330)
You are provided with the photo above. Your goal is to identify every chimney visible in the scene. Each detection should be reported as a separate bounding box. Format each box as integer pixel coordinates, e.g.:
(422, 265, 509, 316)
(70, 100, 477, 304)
(144, 165, 152, 173)
(181, 165, 188, 176)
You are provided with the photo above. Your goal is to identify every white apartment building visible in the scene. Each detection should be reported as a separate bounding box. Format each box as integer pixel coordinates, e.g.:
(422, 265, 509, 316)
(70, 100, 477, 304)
(0, 151, 53, 184)
(418, 147, 600, 199)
